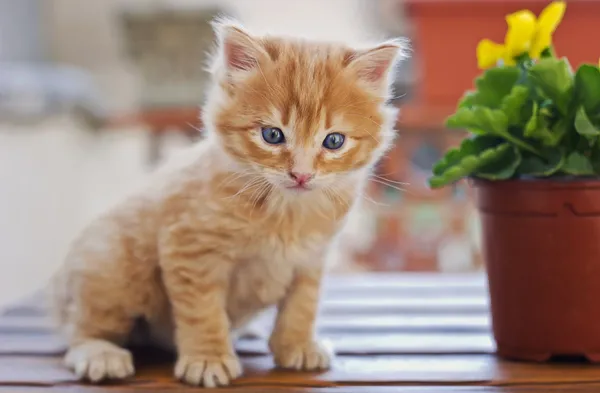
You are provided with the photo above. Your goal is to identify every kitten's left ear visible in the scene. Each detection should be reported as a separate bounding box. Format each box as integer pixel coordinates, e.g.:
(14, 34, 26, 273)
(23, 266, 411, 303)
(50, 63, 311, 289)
(347, 39, 409, 94)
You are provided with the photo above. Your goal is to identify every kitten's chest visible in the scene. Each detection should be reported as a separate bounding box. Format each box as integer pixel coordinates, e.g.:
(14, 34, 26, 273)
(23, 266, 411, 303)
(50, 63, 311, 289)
(227, 221, 333, 312)
(243, 213, 336, 267)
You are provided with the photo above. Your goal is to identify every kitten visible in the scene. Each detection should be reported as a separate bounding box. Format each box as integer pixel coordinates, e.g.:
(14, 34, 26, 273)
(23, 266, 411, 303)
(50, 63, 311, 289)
(50, 19, 406, 388)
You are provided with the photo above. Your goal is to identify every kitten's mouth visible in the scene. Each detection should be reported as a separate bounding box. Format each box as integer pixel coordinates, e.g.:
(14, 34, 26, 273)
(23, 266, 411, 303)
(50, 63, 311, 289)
(285, 184, 312, 192)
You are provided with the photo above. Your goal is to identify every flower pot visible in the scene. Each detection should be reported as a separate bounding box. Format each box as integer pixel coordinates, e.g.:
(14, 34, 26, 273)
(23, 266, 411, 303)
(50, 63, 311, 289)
(473, 178, 600, 361)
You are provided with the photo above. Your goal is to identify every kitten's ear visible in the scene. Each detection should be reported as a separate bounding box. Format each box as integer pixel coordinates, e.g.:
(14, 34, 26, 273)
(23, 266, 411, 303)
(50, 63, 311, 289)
(212, 19, 268, 76)
(347, 39, 409, 94)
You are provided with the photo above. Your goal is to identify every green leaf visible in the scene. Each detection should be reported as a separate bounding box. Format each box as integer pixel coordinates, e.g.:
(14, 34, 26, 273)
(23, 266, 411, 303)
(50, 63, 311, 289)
(446, 106, 544, 156)
(523, 102, 555, 145)
(527, 57, 574, 115)
(552, 117, 571, 144)
(590, 147, 600, 175)
(540, 46, 556, 59)
(561, 151, 595, 175)
(574, 106, 600, 137)
(432, 136, 500, 176)
(476, 146, 522, 180)
(459, 66, 521, 109)
(501, 85, 530, 126)
(429, 143, 513, 188)
(446, 106, 508, 136)
(517, 148, 565, 176)
(574, 64, 600, 116)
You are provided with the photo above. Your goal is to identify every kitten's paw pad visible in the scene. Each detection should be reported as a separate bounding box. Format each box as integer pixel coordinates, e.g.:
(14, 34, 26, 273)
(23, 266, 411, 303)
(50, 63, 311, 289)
(65, 340, 134, 382)
(175, 354, 242, 388)
(272, 339, 334, 371)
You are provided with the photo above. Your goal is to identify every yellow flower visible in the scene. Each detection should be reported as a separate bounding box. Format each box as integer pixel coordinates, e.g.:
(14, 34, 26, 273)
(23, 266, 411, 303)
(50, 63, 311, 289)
(504, 10, 537, 59)
(530, 1, 566, 58)
(475, 1, 567, 69)
(477, 39, 506, 69)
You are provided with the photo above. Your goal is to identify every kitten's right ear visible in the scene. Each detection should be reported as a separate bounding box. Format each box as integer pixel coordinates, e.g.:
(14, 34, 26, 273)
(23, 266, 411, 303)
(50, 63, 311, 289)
(212, 19, 268, 76)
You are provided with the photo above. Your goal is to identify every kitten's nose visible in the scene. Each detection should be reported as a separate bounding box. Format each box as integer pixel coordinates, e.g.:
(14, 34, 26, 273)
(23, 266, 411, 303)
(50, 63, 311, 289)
(289, 172, 314, 185)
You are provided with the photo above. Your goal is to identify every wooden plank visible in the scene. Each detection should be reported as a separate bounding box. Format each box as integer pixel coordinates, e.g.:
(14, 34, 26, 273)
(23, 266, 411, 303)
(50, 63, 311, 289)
(322, 296, 489, 315)
(324, 273, 486, 290)
(236, 333, 495, 355)
(0, 316, 54, 334)
(2, 274, 488, 313)
(0, 314, 492, 337)
(1, 293, 490, 319)
(0, 331, 495, 356)
(3, 355, 600, 388)
(5, 387, 600, 393)
(0, 334, 66, 355)
(318, 315, 490, 333)
(0, 316, 491, 338)
(0, 292, 46, 317)
(0, 313, 492, 335)
(325, 286, 487, 298)
(2, 293, 490, 314)
(1, 304, 46, 317)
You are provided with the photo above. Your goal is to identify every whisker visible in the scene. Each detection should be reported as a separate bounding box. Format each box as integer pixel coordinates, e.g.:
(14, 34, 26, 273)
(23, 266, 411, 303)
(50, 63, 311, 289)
(358, 190, 387, 207)
(224, 176, 263, 200)
(186, 122, 203, 134)
(345, 113, 383, 128)
(249, 179, 272, 211)
(369, 178, 407, 192)
(216, 169, 255, 190)
(245, 181, 267, 217)
(256, 62, 284, 103)
(372, 175, 410, 186)
(322, 188, 338, 222)
(360, 127, 380, 144)
(327, 186, 352, 211)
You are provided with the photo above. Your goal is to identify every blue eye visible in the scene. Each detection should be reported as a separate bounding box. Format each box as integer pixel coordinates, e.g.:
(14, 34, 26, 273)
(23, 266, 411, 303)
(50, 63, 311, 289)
(261, 127, 285, 144)
(323, 133, 345, 150)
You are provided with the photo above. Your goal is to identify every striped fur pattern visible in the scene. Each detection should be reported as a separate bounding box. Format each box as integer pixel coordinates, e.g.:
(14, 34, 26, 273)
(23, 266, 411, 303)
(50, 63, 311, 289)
(51, 19, 406, 388)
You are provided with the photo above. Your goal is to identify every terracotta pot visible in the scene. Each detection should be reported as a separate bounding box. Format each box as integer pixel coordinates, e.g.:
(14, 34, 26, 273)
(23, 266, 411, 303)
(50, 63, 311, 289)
(472, 178, 600, 362)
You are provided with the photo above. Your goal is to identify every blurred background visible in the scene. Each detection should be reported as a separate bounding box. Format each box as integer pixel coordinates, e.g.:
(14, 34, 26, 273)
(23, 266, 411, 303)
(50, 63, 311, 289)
(0, 0, 598, 306)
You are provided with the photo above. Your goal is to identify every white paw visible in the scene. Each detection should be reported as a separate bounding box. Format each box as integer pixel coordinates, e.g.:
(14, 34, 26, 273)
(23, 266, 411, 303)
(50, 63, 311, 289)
(272, 339, 334, 371)
(175, 354, 242, 388)
(65, 340, 135, 382)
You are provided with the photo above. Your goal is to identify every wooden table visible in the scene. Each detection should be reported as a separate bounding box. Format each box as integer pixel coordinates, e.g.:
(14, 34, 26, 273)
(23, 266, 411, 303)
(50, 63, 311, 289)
(2, 273, 599, 392)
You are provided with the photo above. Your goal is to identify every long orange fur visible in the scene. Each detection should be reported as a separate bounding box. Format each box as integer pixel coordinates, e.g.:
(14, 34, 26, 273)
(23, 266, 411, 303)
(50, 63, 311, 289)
(50, 19, 406, 388)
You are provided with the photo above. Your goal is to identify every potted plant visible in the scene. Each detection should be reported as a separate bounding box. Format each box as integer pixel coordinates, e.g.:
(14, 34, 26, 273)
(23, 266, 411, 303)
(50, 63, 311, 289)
(428, 1, 600, 362)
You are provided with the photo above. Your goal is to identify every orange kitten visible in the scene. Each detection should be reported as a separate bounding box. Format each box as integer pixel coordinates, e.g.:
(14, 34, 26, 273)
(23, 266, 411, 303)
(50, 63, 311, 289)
(51, 19, 406, 388)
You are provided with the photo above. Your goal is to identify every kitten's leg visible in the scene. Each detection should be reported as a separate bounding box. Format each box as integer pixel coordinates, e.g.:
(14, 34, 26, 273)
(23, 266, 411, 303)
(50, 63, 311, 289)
(63, 309, 135, 382)
(269, 266, 333, 371)
(160, 234, 241, 388)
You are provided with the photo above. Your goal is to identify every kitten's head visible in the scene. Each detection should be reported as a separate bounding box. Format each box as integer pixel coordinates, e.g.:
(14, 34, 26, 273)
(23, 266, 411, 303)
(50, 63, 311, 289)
(203, 19, 407, 195)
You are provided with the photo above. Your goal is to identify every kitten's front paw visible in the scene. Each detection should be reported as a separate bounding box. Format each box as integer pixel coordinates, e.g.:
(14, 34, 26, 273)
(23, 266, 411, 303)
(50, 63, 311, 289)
(175, 353, 242, 388)
(65, 339, 135, 383)
(271, 339, 334, 371)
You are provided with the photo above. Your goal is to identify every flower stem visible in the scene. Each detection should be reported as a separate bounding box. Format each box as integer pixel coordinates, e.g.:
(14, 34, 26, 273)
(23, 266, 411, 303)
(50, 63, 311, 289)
(504, 134, 544, 157)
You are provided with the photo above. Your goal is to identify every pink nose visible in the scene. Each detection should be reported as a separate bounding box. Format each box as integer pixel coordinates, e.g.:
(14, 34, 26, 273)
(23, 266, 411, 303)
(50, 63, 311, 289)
(289, 172, 314, 185)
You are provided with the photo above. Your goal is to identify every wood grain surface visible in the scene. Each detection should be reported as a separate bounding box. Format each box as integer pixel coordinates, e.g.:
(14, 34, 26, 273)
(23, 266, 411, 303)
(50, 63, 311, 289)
(1, 273, 599, 392)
